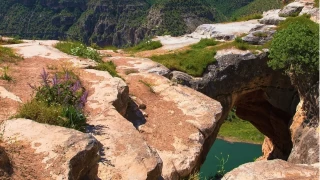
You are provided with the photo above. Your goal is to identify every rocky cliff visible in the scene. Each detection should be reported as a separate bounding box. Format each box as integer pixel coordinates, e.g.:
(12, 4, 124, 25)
(0, 0, 226, 47)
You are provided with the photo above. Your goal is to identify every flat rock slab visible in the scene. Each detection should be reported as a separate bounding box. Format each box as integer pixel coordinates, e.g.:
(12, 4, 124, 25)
(1, 119, 100, 180)
(223, 159, 319, 180)
(80, 69, 162, 180)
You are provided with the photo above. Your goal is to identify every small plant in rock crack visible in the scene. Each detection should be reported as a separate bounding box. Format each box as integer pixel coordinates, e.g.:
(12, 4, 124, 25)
(15, 68, 88, 131)
(139, 80, 155, 93)
(214, 153, 229, 179)
(0, 66, 12, 82)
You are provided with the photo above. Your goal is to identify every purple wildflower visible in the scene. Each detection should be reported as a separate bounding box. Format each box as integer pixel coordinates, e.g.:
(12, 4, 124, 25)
(52, 74, 59, 86)
(71, 80, 81, 93)
(78, 91, 88, 108)
(40, 68, 49, 86)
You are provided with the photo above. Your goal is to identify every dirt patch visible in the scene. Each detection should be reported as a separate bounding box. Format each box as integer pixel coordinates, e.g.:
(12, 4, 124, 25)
(2, 141, 51, 180)
(125, 75, 198, 152)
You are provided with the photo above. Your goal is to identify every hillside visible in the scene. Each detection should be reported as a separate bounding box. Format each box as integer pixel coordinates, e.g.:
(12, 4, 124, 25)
(0, 0, 281, 46)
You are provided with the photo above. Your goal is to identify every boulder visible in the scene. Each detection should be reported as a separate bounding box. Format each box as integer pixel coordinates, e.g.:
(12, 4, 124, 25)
(0, 119, 101, 180)
(222, 159, 319, 180)
(242, 29, 276, 45)
(168, 71, 195, 86)
(279, 2, 304, 17)
(80, 69, 163, 180)
(259, 9, 286, 25)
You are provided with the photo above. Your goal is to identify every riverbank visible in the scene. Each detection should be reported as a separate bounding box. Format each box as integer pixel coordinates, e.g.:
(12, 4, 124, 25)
(218, 111, 265, 144)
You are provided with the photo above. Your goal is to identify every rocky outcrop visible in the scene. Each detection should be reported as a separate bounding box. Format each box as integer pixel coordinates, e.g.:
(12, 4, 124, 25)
(0, 119, 100, 179)
(222, 159, 319, 180)
(259, 9, 286, 25)
(80, 69, 163, 180)
(170, 50, 298, 160)
(287, 71, 319, 164)
(279, 2, 304, 17)
(242, 28, 276, 45)
(188, 20, 262, 40)
(111, 57, 222, 179)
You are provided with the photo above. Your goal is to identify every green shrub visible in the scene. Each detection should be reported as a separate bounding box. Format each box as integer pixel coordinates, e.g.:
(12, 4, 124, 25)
(126, 40, 162, 52)
(151, 49, 216, 77)
(16, 69, 87, 131)
(268, 19, 319, 74)
(55, 41, 102, 63)
(191, 38, 218, 49)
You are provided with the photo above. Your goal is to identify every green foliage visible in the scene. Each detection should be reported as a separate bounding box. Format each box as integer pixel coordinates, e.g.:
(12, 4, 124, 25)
(0, 65, 12, 81)
(154, 0, 219, 36)
(268, 17, 319, 74)
(55, 41, 102, 63)
(207, 0, 254, 18)
(16, 69, 87, 131)
(231, 13, 263, 21)
(126, 40, 163, 52)
(191, 38, 218, 49)
(92, 61, 119, 77)
(218, 109, 265, 143)
(231, 0, 281, 19)
(0, 46, 22, 63)
(315, 0, 319, 7)
(151, 48, 216, 77)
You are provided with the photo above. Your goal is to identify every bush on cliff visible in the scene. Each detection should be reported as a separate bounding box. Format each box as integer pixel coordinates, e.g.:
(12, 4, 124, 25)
(268, 17, 319, 74)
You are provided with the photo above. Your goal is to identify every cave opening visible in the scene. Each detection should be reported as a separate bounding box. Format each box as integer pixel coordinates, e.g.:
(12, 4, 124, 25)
(199, 89, 299, 179)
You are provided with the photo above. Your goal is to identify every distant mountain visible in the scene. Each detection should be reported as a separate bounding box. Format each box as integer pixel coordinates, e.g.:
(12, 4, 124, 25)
(0, 0, 281, 47)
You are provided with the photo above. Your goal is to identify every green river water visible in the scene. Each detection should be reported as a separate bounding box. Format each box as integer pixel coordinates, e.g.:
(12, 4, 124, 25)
(200, 139, 262, 179)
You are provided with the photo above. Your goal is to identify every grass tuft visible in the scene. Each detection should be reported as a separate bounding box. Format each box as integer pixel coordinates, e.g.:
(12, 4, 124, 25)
(231, 13, 263, 22)
(91, 61, 119, 77)
(125, 40, 162, 52)
(0, 46, 23, 63)
(191, 38, 218, 49)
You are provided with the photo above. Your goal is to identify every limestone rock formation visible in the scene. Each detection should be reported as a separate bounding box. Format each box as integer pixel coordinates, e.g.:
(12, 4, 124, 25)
(279, 2, 304, 17)
(169, 50, 298, 160)
(0, 119, 101, 179)
(80, 69, 163, 180)
(111, 57, 222, 179)
(222, 159, 319, 180)
(242, 29, 276, 45)
(259, 9, 286, 25)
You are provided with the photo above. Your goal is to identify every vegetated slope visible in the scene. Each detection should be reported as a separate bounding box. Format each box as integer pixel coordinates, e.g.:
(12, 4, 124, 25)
(148, 0, 227, 36)
(0, 0, 223, 46)
(231, 0, 282, 19)
(0, 0, 87, 39)
(206, 0, 254, 18)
